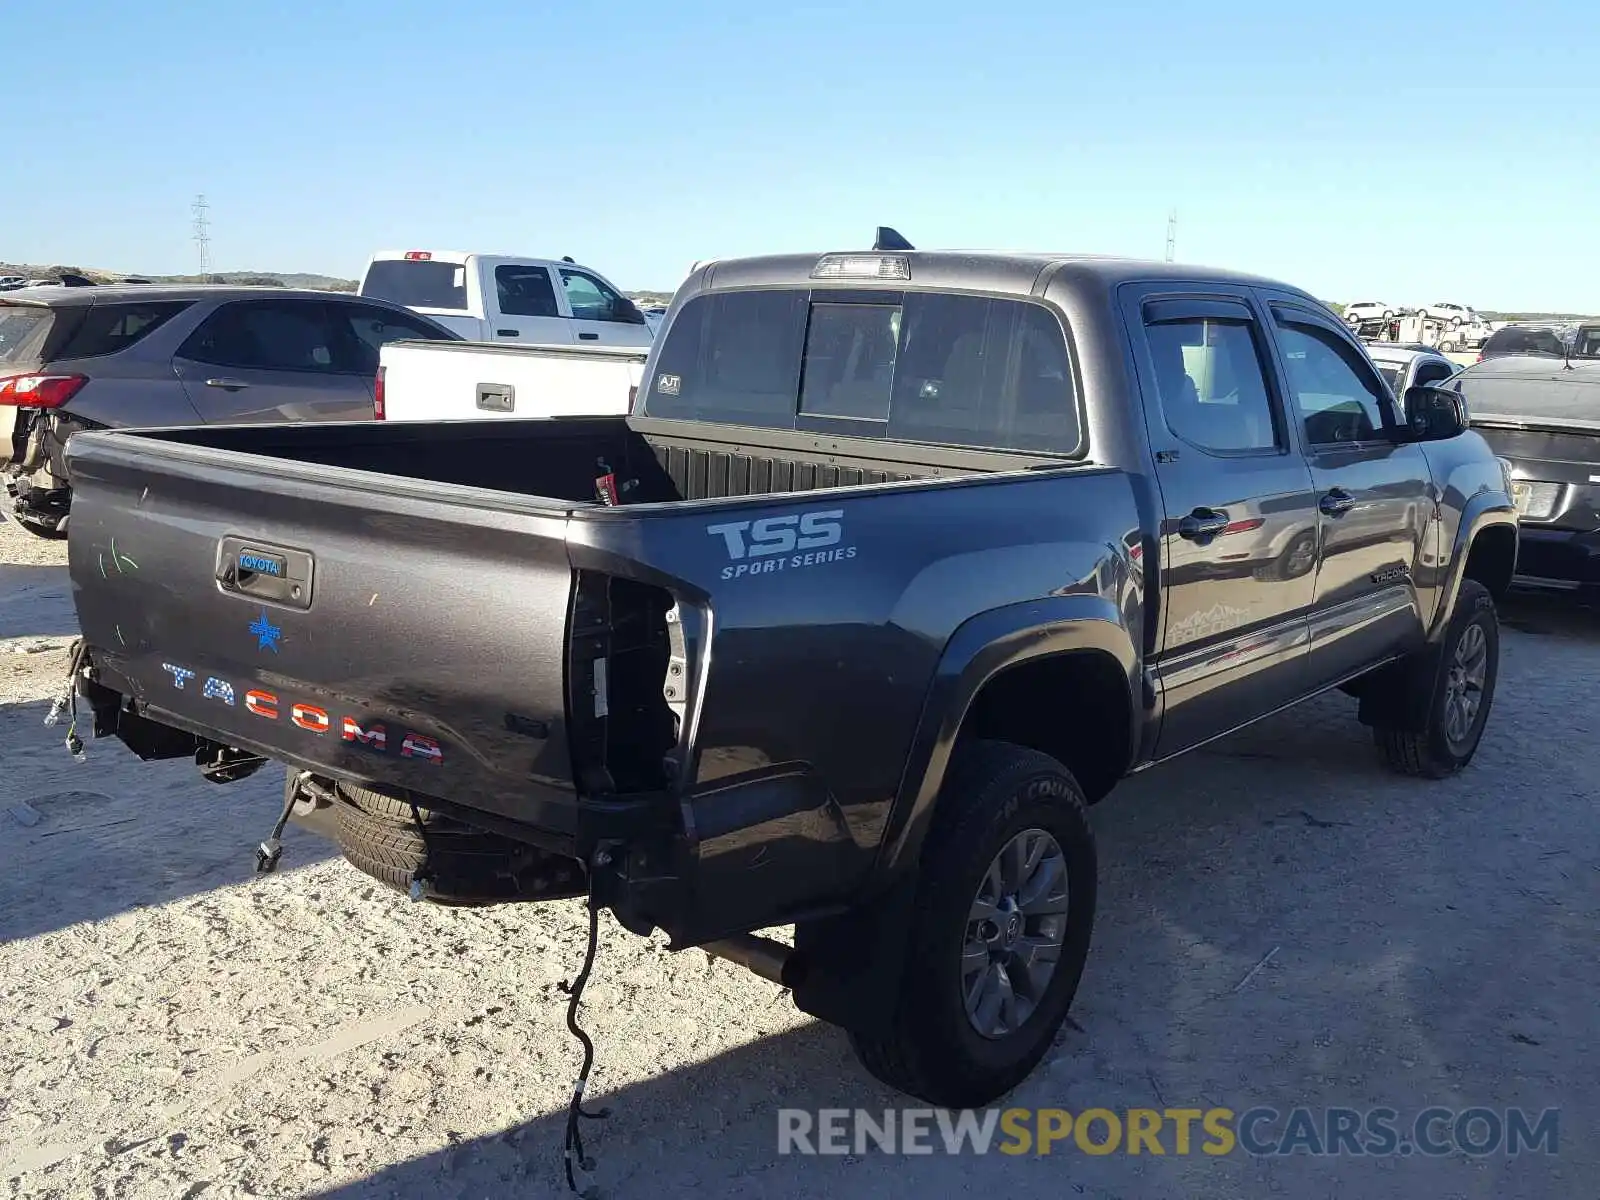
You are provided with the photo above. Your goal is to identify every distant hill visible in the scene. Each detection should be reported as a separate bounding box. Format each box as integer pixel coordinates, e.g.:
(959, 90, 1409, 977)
(0, 261, 358, 291)
(1, 261, 676, 306)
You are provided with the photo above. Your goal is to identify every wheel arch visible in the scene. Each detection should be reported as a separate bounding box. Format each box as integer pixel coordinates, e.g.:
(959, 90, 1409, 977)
(1431, 498, 1518, 639)
(873, 596, 1139, 883)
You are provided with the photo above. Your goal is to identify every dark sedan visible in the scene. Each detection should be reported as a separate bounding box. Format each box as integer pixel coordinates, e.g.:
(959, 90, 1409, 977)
(1476, 324, 1567, 362)
(1452, 357, 1600, 594)
(1, 285, 458, 535)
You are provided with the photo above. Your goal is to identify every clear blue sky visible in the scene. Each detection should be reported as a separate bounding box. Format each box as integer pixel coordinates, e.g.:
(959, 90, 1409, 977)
(4, 0, 1595, 311)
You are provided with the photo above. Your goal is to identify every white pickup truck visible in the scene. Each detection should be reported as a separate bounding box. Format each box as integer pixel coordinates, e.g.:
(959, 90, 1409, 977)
(357, 250, 655, 350)
(375, 338, 646, 423)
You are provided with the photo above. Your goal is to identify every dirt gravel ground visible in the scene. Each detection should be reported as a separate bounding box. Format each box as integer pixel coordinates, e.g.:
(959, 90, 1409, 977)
(1, 511, 1596, 1199)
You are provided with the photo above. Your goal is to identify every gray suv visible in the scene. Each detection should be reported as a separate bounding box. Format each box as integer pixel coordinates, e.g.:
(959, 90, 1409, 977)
(0, 285, 457, 535)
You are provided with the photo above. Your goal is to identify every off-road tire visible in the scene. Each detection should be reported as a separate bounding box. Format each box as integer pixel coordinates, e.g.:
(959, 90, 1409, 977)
(332, 781, 577, 905)
(847, 740, 1097, 1108)
(1374, 579, 1499, 778)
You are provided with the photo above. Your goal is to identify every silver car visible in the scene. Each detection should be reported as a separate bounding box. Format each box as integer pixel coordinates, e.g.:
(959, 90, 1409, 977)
(1, 285, 457, 535)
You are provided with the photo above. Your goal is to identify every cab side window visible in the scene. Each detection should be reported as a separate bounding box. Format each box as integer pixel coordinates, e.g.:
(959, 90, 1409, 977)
(1273, 316, 1394, 445)
(495, 266, 560, 318)
(1143, 311, 1280, 453)
(559, 269, 645, 325)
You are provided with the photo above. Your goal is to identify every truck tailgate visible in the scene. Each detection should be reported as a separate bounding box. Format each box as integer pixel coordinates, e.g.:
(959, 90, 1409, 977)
(380, 340, 646, 423)
(66, 430, 584, 837)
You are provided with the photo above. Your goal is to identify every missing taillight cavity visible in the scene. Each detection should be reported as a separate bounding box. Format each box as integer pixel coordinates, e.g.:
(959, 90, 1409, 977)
(0, 373, 88, 408)
(568, 572, 679, 795)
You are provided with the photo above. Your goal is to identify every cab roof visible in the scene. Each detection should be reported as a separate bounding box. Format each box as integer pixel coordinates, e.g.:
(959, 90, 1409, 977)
(694, 249, 1325, 308)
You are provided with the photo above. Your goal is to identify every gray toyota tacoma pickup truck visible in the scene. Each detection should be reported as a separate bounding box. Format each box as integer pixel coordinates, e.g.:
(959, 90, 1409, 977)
(57, 237, 1517, 1114)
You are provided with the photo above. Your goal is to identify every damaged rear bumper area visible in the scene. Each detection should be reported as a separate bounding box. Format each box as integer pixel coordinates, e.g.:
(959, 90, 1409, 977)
(3, 408, 77, 534)
(66, 634, 686, 914)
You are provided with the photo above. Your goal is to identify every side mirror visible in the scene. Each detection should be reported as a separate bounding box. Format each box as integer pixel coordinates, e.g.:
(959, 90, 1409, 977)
(1400, 384, 1469, 442)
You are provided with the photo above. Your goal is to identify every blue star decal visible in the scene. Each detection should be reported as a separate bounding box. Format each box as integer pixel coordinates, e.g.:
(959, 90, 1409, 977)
(249, 608, 283, 653)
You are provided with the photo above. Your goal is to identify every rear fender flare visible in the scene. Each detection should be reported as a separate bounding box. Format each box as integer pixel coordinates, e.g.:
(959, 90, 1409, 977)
(874, 596, 1139, 883)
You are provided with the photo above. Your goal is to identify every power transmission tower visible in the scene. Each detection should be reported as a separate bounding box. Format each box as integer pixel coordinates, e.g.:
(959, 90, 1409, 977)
(192, 194, 212, 281)
(1165, 209, 1177, 263)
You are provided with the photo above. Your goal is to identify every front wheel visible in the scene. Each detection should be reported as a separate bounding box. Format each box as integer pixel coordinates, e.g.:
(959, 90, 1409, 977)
(847, 740, 1097, 1108)
(1373, 579, 1499, 777)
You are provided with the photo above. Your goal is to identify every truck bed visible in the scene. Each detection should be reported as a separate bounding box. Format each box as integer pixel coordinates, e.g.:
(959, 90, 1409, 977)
(139, 413, 1005, 504)
(62, 415, 1068, 862)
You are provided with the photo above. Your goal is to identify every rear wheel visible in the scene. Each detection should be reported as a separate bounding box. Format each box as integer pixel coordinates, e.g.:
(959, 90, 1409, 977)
(847, 740, 1097, 1108)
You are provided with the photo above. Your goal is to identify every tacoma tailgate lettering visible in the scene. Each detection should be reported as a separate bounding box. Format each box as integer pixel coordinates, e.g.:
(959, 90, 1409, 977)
(158, 663, 443, 765)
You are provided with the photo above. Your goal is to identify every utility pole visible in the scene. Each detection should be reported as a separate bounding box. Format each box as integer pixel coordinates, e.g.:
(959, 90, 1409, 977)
(1165, 209, 1177, 263)
(192, 194, 212, 282)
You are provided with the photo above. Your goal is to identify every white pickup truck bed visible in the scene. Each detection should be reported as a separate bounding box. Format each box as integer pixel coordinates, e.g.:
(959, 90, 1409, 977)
(377, 339, 649, 423)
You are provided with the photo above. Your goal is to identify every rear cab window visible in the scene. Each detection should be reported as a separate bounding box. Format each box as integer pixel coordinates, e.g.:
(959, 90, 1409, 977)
(644, 288, 1081, 454)
(360, 258, 468, 311)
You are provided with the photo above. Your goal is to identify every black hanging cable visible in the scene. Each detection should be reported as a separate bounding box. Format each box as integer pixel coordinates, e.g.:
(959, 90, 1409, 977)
(560, 889, 611, 1194)
(47, 638, 89, 758)
(405, 795, 436, 900)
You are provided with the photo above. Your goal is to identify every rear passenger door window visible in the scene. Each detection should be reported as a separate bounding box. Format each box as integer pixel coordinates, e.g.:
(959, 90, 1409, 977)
(1142, 300, 1281, 453)
(179, 300, 343, 373)
(173, 300, 374, 423)
(495, 266, 560, 318)
(1272, 316, 1394, 446)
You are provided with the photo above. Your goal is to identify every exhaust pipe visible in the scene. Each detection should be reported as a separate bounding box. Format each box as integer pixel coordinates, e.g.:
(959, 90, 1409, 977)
(702, 933, 807, 988)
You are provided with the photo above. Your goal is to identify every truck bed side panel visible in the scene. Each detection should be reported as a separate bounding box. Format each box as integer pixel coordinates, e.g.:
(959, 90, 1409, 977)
(567, 463, 1144, 938)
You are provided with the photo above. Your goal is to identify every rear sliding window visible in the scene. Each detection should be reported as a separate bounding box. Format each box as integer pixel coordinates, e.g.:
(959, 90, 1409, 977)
(644, 289, 1080, 454)
(361, 259, 468, 311)
(0, 307, 52, 362)
(53, 301, 191, 360)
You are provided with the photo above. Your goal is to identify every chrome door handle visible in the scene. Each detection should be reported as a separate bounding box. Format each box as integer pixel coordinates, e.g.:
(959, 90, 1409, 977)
(1177, 508, 1230, 540)
(1319, 489, 1356, 517)
(205, 378, 250, 390)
